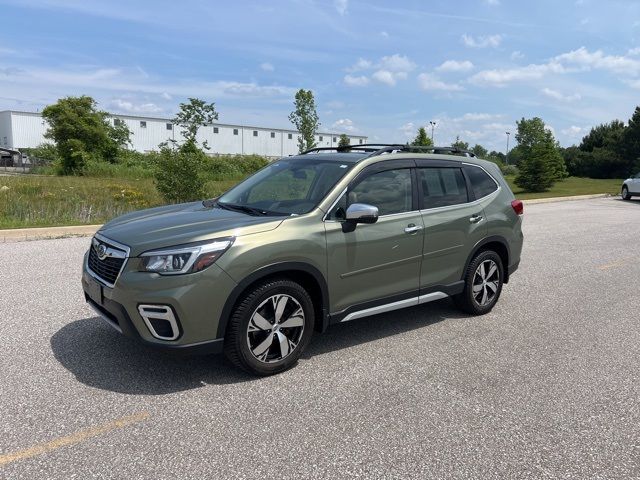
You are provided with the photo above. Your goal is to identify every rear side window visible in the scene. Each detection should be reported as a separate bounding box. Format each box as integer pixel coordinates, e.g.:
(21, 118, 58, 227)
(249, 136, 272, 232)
(419, 168, 468, 209)
(466, 165, 498, 199)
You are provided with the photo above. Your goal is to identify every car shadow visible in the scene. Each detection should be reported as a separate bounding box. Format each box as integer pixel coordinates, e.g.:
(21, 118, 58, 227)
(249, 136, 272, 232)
(50, 299, 469, 395)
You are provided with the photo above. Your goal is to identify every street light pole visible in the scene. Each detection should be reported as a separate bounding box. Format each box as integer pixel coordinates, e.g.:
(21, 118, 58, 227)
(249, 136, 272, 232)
(429, 121, 436, 144)
(505, 131, 511, 165)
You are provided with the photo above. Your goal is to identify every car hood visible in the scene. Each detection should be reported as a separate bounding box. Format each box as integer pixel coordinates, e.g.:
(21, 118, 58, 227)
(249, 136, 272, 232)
(98, 201, 284, 256)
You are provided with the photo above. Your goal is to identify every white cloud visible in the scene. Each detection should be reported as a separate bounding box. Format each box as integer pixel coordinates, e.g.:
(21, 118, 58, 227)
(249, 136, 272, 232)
(344, 74, 369, 86)
(346, 54, 415, 87)
(0, 64, 296, 99)
(510, 50, 524, 60)
(378, 54, 416, 73)
(380, 31, 389, 38)
(400, 122, 416, 139)
(628, 47, 640, 56)
(473, 47, 640, 87)
(436, 60, 474, 73)
(457, 113, 504, 121)
(260, 62, 274, 72)
(418, 73, 464, 91)
(161, 92, 172, 100)
(541, 87, 581, 102)
(346, 58, 372, 72)
(334, 0, 348, 16)
(561, 125, 584, 136)
(484, 0, 500, 5)
(470, 62, 566, 86)
(110, 99, 163, 114)
(372, 70, 397, 86)
(332, 118, 355, 132)
(555, 47, 640, 75)
(461, 33, 502, 48)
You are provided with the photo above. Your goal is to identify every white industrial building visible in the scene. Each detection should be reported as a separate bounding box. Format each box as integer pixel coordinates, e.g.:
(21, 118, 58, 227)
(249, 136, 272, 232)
(0, 110, 367, 158)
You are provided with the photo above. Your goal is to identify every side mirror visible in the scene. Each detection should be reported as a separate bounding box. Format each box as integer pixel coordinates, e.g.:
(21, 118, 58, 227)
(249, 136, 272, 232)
(343, 203, 378, 232)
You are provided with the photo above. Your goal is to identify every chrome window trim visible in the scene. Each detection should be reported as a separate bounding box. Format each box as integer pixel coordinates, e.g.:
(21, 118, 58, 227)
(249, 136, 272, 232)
(86, 232, 131, 288)
(419, 187, 501, 214)
(339, 291, 448, 323)
(322, 187, 347, 222)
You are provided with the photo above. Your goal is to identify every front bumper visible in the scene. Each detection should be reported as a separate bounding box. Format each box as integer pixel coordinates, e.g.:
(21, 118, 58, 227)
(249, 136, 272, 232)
(81, 250, 237, 354)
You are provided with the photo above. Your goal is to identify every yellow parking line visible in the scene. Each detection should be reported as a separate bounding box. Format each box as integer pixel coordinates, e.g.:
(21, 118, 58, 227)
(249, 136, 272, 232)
(0, 412, 149, 467)
(598, 258, 631, 270)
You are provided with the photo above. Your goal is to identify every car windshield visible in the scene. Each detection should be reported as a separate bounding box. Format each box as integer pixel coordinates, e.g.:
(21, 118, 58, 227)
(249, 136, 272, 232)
(217, 158, 355, 216)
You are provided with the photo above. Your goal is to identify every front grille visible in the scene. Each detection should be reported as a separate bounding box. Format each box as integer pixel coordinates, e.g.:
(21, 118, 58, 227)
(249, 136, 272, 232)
(87, 237, 128, 286)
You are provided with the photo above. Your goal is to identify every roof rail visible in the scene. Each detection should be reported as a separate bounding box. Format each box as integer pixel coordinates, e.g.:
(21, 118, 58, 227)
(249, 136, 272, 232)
(300, 144, 405, 155)
(299, 144, 477, 158)
(364, 145, 476, 159)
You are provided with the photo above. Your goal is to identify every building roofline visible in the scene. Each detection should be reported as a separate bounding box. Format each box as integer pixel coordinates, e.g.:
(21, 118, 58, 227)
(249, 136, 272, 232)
(0, 110, 368, 138)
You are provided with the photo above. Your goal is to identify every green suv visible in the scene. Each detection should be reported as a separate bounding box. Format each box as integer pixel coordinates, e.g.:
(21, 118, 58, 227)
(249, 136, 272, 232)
(82, 145, 523, 375)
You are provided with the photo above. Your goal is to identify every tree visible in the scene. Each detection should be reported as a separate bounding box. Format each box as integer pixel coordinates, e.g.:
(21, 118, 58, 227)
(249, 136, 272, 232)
(621, 107, 640, 174)
(514, 117, 566, 191)
(412, 127, 433, 146)
(173, 98, 218, 149)
(471, 144, 488, 158)
(288, 89, 320, 153)
(42, 95, 130, 174)
(451, 136, 469, 150)
(338, 134, 350, 148)
(515, 142, 557, 192)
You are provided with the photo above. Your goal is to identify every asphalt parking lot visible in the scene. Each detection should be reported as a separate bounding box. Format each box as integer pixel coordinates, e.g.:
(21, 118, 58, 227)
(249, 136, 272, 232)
(1, 197, 639, 479)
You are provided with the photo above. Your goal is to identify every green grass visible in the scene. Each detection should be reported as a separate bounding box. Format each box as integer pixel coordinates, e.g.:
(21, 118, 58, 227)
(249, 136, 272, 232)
(0, 175, 240, 229)
(506, 176, 623, 200)
(0, 174, 625, 229)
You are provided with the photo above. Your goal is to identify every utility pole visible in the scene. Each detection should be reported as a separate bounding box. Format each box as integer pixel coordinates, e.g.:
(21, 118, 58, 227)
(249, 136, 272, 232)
(505, 131, 511, 165)
(429, 121, 437, 144)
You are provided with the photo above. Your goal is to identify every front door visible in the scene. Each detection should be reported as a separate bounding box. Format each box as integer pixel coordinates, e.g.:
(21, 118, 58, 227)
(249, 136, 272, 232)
(324, 166, 424, 314)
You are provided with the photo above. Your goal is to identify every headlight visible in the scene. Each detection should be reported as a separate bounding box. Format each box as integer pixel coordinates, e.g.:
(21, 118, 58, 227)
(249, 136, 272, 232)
(140, 237, 234, 275)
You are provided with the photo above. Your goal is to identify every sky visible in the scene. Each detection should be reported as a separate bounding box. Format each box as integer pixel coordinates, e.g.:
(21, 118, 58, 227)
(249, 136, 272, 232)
(1, 0, 640, 152)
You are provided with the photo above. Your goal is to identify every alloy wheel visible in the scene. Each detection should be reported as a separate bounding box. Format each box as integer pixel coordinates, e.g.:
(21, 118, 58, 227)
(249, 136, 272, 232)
(246, 294, 305, 363)
(472, 260, 500, 307)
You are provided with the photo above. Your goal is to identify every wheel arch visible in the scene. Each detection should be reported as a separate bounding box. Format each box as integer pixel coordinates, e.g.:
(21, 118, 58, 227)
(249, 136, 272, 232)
(216, 262, 330, 339)
(463, 236, 511, 283)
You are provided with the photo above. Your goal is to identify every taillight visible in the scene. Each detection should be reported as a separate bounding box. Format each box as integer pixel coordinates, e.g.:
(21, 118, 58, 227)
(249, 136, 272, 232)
(511, 199, 523, 215)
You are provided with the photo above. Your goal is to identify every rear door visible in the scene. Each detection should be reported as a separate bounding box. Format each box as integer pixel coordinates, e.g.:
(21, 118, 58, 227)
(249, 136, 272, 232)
(633, 173, 640, 193)
(324, 160, 424, 314)
(416, 161, 488, 290)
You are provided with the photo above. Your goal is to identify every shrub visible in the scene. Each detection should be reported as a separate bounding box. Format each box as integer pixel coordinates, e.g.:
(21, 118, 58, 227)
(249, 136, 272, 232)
(154, 146, 208, 203)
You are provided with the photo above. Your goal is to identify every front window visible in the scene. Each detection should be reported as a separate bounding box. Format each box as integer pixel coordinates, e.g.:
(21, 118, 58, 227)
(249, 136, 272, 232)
(217, 159, 354, 216)
(327, 169, 413, 220)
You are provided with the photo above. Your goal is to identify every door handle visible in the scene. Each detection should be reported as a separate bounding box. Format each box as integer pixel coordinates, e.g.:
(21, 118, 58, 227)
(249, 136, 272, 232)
(404, 224, 423, 234)
(469, 214, 483, 224)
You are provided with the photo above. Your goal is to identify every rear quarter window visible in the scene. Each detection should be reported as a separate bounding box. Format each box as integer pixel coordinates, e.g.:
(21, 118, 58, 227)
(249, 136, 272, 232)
(466, 165, 499, 199)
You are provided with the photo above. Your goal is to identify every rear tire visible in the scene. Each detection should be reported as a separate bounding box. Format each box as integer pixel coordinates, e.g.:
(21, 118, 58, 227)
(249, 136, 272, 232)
(224, 278, 314, 376)
(621, 186, 631, 201)
(453, 250, 504, 315)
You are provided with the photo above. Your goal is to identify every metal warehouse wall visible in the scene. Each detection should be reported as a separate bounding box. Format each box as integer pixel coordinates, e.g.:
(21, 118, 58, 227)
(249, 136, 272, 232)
(0, 111, 367, 157)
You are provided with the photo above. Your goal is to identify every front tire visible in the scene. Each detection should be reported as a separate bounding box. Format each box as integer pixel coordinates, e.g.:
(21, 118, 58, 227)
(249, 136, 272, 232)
(621, 186, 632, 201)
(454, 250, 504, 315)
(224, 278, 314, 376)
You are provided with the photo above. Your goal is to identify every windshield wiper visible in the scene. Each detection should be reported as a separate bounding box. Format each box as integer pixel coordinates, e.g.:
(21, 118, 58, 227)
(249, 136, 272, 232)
(216, 202, 272, 216)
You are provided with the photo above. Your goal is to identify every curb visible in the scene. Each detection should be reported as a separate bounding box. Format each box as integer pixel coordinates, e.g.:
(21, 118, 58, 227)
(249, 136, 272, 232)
(522, 193, 610, 205)
(0, 224, 101, 243)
